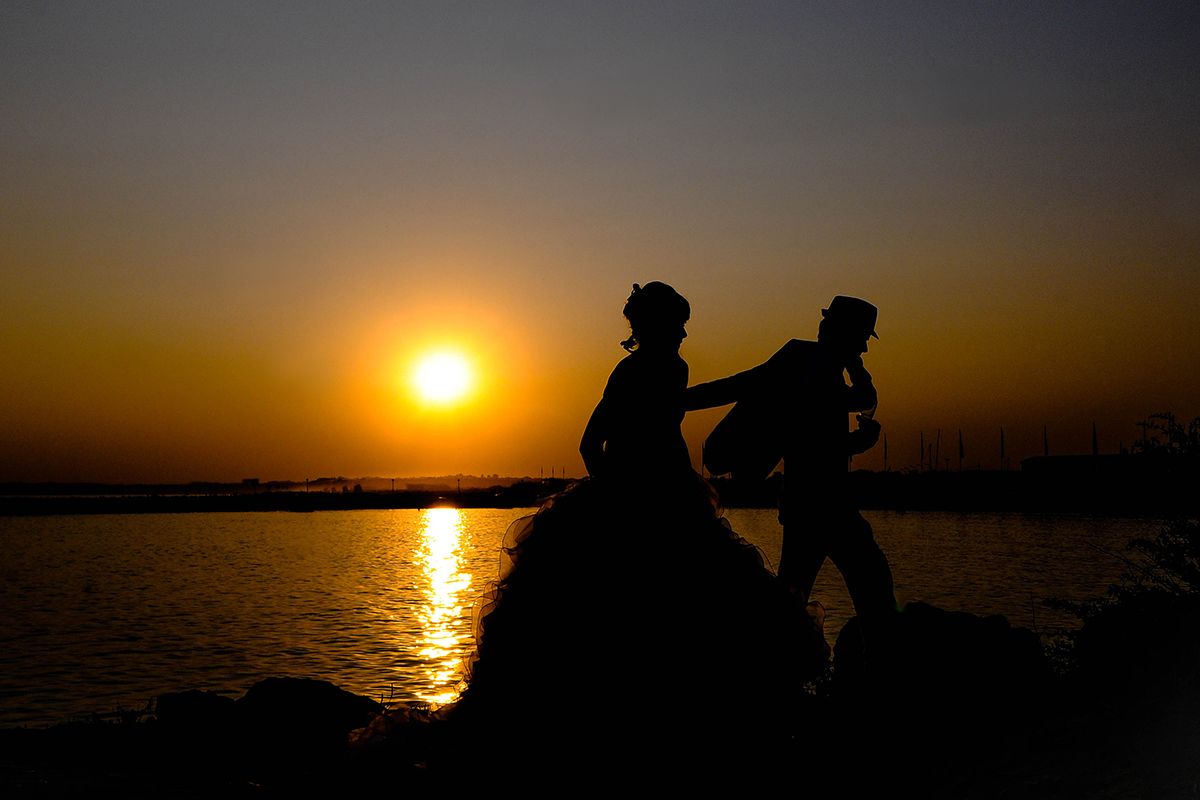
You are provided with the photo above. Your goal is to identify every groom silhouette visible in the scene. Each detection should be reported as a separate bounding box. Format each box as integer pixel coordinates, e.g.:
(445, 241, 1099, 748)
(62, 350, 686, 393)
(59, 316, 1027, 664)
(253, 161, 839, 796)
(686, 296, 897, 622)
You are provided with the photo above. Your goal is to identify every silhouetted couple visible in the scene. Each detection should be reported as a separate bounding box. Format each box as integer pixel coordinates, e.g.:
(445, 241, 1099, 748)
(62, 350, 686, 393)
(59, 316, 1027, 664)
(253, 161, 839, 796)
(580, 282, 896, 624)
(451, 282, 895, 782)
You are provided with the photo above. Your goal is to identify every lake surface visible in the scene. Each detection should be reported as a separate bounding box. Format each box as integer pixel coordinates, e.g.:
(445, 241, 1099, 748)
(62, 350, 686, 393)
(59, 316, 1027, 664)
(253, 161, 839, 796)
(0, 507, 1166, 728)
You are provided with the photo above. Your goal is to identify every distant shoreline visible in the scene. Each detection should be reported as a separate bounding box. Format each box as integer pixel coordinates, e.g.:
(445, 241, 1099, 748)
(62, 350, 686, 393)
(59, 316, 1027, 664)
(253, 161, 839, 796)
(0, 483, 560, 516)
(3, 459, 1196, 516)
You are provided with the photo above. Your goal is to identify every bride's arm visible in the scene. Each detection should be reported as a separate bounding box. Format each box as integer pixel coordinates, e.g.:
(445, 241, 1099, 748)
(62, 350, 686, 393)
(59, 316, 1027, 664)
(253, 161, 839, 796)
(579, 398, 611, 477)
(684, 364, 764, 410)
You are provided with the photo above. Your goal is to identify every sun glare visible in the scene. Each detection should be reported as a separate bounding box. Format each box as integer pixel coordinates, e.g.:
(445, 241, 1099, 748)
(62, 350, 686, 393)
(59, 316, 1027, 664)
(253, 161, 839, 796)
(413, 351, 473, 404)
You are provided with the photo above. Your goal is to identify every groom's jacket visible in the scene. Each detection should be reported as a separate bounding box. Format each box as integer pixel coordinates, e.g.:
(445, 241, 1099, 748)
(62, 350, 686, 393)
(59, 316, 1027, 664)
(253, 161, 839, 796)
(687, 340, 875, 508)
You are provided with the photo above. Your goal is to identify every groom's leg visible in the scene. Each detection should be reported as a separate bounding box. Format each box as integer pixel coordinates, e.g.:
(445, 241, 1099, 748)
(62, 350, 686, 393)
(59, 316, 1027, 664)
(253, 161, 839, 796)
(778, 517, 827, 603)
(829, 510, 896, 618)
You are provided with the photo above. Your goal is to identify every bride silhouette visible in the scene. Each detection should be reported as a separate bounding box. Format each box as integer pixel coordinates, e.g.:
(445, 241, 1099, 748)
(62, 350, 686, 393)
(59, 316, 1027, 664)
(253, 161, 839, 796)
(444, 282, 827, 779)
(579, 281, 693, 482)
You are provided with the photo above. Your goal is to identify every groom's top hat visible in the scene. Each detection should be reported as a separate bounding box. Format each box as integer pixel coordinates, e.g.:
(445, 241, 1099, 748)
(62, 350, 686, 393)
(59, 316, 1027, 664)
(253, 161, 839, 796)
(822, 295, 879, 339)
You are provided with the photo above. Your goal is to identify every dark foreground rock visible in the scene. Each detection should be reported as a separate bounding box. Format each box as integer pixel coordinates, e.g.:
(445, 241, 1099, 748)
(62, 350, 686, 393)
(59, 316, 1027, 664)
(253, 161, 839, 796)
(3, 601, 1199, 797)
(1, 678, 392, 798)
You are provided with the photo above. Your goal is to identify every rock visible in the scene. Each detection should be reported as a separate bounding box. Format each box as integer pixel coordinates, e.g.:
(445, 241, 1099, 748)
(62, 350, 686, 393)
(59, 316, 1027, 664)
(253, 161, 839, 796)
(235, 677, 383, 740)
(155, 689, 235, 730)
(204, 677, 382, 788)
(1070, 592, 1200, 703)
(833, 601, 1052, 733)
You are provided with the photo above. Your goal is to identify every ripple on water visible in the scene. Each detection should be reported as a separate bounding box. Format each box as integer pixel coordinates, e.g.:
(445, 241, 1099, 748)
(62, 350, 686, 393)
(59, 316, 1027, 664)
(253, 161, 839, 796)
(0, 507, 1166, 727)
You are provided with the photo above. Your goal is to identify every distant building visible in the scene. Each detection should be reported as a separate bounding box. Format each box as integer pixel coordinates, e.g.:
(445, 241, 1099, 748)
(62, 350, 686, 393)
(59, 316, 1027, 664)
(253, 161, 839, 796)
(405, 483, 453, 492)
(1020, 453, 1199, 512)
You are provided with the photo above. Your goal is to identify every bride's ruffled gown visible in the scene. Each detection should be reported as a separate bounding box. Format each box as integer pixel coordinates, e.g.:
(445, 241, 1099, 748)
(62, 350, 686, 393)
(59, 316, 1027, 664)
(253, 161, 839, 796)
(443, 473, 829, 775)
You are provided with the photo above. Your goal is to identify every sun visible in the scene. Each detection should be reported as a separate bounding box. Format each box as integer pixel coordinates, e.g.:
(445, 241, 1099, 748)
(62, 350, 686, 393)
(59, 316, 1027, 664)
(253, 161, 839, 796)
(413, 351, 473, 405)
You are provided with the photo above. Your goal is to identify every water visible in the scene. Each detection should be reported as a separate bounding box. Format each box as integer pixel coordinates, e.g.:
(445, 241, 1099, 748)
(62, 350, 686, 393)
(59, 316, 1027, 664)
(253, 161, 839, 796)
(0, 507, 1165, 728)
(731, 509, 1163, 639)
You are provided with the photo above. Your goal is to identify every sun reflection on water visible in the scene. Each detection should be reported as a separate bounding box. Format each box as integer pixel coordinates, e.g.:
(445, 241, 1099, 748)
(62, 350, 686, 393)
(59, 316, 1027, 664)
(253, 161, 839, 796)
(416, 507, 472, 704)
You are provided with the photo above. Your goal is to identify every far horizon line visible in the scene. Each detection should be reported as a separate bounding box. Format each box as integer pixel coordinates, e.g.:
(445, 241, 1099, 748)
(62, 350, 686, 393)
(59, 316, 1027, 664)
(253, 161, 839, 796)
(5, 449, 1192, 491)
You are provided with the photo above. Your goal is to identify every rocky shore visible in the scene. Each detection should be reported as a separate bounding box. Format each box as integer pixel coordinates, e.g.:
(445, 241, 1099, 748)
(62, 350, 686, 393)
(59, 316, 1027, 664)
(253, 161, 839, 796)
(3, 592, 1197, 798)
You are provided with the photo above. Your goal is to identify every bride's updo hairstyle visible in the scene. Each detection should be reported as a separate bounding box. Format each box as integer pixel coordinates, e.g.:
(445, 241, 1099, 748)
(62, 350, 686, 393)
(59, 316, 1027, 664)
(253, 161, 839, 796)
(619, 281, 690, 351)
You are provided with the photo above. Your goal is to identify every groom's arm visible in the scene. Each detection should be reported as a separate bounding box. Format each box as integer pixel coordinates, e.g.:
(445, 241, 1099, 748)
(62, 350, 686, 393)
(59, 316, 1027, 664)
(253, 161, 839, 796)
(846, 418, 881, 455)
(844, 355, 877, 411)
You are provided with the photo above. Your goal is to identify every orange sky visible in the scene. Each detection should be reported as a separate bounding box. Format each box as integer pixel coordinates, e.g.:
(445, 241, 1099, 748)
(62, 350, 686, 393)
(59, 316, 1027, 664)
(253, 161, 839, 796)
(2, 4, 1197, 482)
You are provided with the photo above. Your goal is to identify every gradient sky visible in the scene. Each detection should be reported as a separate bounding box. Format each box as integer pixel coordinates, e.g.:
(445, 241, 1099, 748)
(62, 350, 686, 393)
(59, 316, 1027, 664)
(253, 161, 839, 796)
(3, 2, 1198, 482)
